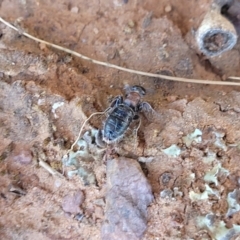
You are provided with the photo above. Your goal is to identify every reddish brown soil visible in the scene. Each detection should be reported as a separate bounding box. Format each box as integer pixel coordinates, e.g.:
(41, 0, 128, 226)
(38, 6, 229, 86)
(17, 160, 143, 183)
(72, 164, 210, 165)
(1, 0, 240, 239)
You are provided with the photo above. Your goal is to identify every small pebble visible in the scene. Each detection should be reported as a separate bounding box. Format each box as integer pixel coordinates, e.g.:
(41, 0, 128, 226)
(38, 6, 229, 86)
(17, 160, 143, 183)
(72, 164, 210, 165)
(54, 179, 62, 188)
(74, 213, 84, 221)
(221, 74, 227, 81)
(138, 156, 154, 163)
(93, 28, 99, 34)
(165, 5, 172, 13)
(39, 42, 47, 51)
(71, 7, 79, 13)
(128, 20, 135, 28)
(62, 190, 84, 214)
(9, 184, 26, 195)
(160, 189, 173, 198)
(93, 206, 104, 220)
(93, 198, 105, 206)
(142, 12, 153, 28)
(13, 150, 32, 164)
(124, 26, 132, 34)
(166, 95, 177, 102)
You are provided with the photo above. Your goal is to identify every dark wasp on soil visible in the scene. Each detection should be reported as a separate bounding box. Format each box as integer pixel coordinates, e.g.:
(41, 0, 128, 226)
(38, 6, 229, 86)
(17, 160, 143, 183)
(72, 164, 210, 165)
(96, 85, 155, 146)
(63, 85, 155, 164)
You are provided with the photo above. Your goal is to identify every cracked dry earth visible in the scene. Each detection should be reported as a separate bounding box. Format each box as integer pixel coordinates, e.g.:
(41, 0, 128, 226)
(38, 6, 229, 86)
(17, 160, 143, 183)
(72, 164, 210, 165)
(1, 0, 240, 239)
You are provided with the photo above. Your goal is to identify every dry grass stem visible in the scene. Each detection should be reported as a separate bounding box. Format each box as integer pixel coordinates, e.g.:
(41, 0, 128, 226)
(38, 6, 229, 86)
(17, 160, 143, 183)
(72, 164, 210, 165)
(0, 17, 240, 86)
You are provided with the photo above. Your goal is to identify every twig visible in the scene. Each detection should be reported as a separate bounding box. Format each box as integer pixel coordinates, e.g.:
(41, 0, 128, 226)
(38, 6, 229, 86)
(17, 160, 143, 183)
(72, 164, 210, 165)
(134, 118, 141, 150)
(39, 159, 64, 178)
(1, 17, 240, 86)
(67, 111, 105, 154)
(227, 76, 240, 81)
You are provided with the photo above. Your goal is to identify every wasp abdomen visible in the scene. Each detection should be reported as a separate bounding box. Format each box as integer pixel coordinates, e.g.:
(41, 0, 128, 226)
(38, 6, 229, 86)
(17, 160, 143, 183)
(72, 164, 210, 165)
(103, 105, 134, 143)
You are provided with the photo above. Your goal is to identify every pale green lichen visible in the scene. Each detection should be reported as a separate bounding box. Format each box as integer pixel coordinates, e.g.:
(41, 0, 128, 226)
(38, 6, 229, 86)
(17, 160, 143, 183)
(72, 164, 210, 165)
(52, 101, 64, 118)
(183, 128, 240, 238)
(226, 189, 240, 217)
(204, 163, 229, 186)
(64, 139, 89, 167)
(202, 151, 216, 164)
(189, 184, 219, 202)
(63, 129, 104, 185)
(197, 214, 240, 240)
(67, 167, 96, 185)
(182, 129, 202, 147)
(162, 144, 181, 157)
(213, 131, 227, 151)
(173, 187, 183, 198)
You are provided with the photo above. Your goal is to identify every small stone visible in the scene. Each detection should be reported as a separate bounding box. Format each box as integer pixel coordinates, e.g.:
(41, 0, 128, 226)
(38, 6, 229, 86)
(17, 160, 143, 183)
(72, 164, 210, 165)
(62, 190, 84, 214)
(165, 5, 172, 13)
(124, 26, 132, 34)
(13, 150, 32, 164)
(93, 198, 105, 206)
(113, 0, 124, 7)
(74, 213, 84, 221)
(160, 189, 173, 198)
(166, 95, 177, 102)
(128, 20, 135, 28)
(221, 74, 227, 81)
(142, 12, 153, 28)
(70, 6, 79, 13)
(54, 179, 62, 188)
(168, 99, 187, 112)
(9, 184, 26, 195)
(138, 156, 154, 163)
(93, 28, 99, 34)
(39, 42, 47, 51)
(93, 206, 104, 221)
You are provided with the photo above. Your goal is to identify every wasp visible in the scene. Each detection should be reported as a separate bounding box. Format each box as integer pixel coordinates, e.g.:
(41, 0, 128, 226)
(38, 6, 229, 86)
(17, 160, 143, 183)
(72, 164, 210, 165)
(96, 85, 154, 146)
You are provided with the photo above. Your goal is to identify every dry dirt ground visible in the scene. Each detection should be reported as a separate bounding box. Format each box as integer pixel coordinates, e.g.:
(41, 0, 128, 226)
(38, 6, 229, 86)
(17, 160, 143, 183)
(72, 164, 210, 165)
(1, 0, 240, 239)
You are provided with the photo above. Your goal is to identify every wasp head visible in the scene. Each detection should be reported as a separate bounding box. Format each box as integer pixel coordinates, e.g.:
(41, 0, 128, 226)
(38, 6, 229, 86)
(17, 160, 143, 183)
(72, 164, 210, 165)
(125, 85, 146, 97)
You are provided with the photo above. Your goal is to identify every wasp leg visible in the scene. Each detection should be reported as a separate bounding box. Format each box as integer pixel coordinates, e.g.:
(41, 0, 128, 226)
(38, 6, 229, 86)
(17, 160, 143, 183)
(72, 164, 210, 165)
(139, 102, 157, 121)
(139, 101, 154, 112)
(133, 114, 140, 120)
(95, 129, 106, 148)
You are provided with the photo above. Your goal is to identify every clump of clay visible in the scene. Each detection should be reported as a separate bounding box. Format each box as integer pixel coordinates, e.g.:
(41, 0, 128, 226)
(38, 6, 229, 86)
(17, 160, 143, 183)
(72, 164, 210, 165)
(102, 157, 153, 240)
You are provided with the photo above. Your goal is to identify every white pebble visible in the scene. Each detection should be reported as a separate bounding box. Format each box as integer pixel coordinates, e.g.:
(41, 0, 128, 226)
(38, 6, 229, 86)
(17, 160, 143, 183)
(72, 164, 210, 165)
(71, 7, 79, 13)
(165, 5, 172, 13)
